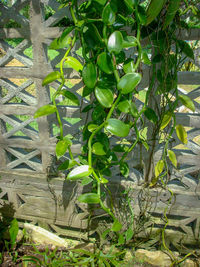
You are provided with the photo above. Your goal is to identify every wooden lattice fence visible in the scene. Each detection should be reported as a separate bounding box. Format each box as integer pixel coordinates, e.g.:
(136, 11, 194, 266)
(0, 0, 200, 252)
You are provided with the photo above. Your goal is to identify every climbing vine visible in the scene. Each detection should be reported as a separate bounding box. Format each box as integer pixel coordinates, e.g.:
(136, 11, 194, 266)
(34, 0, 198, 253)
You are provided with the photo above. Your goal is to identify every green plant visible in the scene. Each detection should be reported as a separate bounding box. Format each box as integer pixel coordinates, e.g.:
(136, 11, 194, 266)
(0, 203, 20, 264)
(22, 244, 125, 266)
(34, 0, 198, 257)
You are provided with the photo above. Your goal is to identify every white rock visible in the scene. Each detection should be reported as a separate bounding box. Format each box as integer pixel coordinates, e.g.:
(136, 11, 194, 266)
(135, 249, 172, 267)
(24, 223, 68, 248)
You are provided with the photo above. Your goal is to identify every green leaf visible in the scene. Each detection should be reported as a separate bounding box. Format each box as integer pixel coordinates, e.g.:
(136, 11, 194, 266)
(67, 165, 93, 180)
(155, 159, 164, 177)
(117, 73, 141, 94)
(144, 107, 158, 124)
(105, 119, 130, 137)
(9, 218, 19, 248)
(82, 86, 94, 97)
(113, 144, 129, 152)
(94, 0, 107, 5)
(88, 124, 98, 132)
(160, 111, 172, 130)
(179, 95, 195, 112)
(34, 105, 57, 118)
(163, 0, 181, 29)
(81, 177, 93, 186)
(100, 176, 109, 184)
(49, 26, 74, 50)
(123, 59, 135, 73)
(118, 234, 125, 245)
(177, 40, 194, 60)
(108, 31, 123, 54)
(120, 162, 129, 178)
(123, 36, 137, 48)
(102, 3, 116, 25)
(118, 100, 130, 113)
(42, 71, 61, 86)
(56, 139, 71, 158)
(111, 220, 122, 232)
(125, 227, 134, 241)
(176, 124, 188, 144)
(58, 160, 70, 170)
(130, 102, 138, 117)
(78, 193, 100, 204)
(146, 0, 166, 25)
(168, 150, 177, 168)
(142, 51, 151, 65)
(64, 56, 83, 72)
(95, 86, 114, 108)
(97, 52, 113, 74)
(60, 90, 80, 105)
(123, 0, 135, 12)
(82, 62, 97, 88)
(138, 5, 147, 25)
(92, 142, 106, 156)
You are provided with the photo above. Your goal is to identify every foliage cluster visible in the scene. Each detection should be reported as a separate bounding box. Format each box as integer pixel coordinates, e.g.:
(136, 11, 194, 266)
(34, 0, 198, 239)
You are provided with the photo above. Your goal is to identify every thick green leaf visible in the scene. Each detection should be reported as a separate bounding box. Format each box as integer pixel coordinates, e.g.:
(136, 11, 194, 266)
(78, 193, 100, 204)
(58, 159, 77, 171)
(60, 90, 80, 105)
(138, 5, 147, 25)
(118, 100, 130, 113)
(146, 0, 166, 25)
(117, 73, 141, 94)
(144, 107, 158, 124)
(155, 160, 164, 177)
(64, 56, 83, 72)
(118, 234, 125, 245)
(168, 150, 177, 168)
(9, 218, 19, 247)
(88, 124, 98, 132)
(94, 0, 107, 5)
(160, 111, 172, 130)
(113, 144, 129, 152)
(92, 142, 106, 155)
(111, 220, 122, 232)
(67, 165, 93, 180)
(82, 86, 94, 97)
(49, 35, 72, 50)
(97, 52, 113, 74)
(163, 0, 181, 29)
(95, 86, 114, 108)
(105, 119, 130, 137)
(123, 36, 137, 48)
(56, 139, 71, 158)
(123, 59, 135, 73)
(125, 227, 134, 241)
(82, 62, 97, 88)
(142, 51, 151, 65)
(123, 0, 135, 11)
(108, 31, 123, 54)
(130, 102, 138, 117)
(49, 26, 74, 49)
(100, 176, 109, 184)
(179, 94, 195, 112)
(176, 124, 188, 144)
(120, 162, 129, 178)
(34, 105, 56, 118)
(81, 177, 93, 186)
(102, 3, 116, 25)
(177, 40, 194, 60)
(42, 71, 61, 86)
